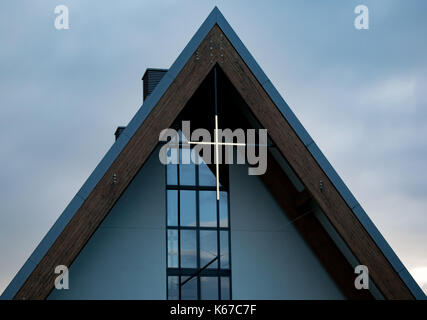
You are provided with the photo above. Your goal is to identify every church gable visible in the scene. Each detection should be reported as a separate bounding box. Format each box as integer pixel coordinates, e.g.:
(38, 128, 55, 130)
(45, 67, 349, 300)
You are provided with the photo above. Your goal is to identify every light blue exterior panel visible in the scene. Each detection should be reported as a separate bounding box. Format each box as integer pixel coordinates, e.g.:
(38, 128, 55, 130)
(229, 164, 345, 299)
(48, 147, 166, 299)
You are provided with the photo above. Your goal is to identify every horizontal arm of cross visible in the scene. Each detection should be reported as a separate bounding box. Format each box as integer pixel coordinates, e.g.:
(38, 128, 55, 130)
(188, 141, 246, 146)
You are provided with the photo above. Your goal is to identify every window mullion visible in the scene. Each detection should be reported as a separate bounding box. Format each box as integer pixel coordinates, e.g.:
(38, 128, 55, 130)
(177, 160, 181, 300)
(196, 163, 201, 300)
(167, 143, 231, 300)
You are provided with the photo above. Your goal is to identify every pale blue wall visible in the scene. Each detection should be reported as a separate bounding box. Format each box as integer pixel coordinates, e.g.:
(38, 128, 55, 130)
(49, 147, 166, 299)
(229, 164, 345, 299)
(49, 150, 344, 299)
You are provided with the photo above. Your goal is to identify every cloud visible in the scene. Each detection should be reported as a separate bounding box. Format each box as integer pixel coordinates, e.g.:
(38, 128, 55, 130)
(359, 75, 418, 112)
(409, 267, 427, 294)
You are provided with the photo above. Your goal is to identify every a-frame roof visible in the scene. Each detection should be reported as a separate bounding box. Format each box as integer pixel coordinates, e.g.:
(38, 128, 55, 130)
(2, 7, 424, 300)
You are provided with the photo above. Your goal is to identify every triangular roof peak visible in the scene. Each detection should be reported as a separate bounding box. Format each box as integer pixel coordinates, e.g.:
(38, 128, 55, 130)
(2, 7, 424, 300)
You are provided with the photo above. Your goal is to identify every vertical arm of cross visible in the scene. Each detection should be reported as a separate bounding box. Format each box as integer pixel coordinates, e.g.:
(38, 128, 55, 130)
(214, 67, 220, 200)
(215, 115, 220, 200)
(188, 67, 246, 201)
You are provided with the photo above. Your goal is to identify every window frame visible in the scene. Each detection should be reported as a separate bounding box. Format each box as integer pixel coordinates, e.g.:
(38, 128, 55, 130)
(165, 148, 232, 300)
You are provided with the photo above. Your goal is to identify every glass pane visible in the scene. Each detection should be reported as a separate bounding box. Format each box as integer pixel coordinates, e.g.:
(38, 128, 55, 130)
(168, 276, 179, 300)
(220, 277, 230, 300)
(198, 162, 216, 186)
(220, 231, 229, 269)
(166, 143, 178, 185)
(167, 164, 178, 185)
(200, 230, 218, 269)
(180, 148, 196, 186)
(180, 230, 197, 268)
(219, 191, 228, 228)
(181, 276, 198, 300)
(180, 190, 196, 226)
(166, 147, 178, 185)
(167, 190, 178, 226)
(199, 191, 217, 227)
(201, 277, 218, 300)
(167, 230, 178, 268)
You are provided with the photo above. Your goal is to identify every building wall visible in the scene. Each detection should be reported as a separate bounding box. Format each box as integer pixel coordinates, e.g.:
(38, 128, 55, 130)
(49, 147, 166, 300)
(49, 150, 344, 299)
(229, 164, 345, 299)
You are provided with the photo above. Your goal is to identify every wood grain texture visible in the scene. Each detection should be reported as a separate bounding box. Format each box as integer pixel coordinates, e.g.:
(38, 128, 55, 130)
(14, 24, 413, 299)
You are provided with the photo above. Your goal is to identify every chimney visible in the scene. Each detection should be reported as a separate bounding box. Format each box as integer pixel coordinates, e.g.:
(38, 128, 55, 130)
(142, 68, 168, 101)
(114, 68, 168, 141)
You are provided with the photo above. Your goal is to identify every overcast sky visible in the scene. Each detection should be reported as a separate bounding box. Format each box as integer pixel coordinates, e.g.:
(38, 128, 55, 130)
(1, 0, 426, 295)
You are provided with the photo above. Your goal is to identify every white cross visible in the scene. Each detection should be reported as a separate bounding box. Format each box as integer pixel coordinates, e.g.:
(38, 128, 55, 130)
(188, 115, 245, 200)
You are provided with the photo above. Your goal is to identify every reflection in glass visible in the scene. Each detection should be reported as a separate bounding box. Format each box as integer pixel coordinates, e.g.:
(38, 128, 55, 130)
(167, 190, 178, 226)
(180, 190, 196, 226)
(166, 147, 178, 185)
(201, 277, 218, 300)
(219, 191, 228, 228)
(179, 148, 196, 186)
(181, 276, 198, 300)
(180, 230, 197, 268)
(166, 138, 231, 300)
(167, 230, 178, 268)
(220, 231, 229, 269)
(220, 277, 230, 300)
(168, 276, 179, 300)
(199, 162, 216, 186)
(199, 191, 217, 227)
(200, 230, 218, 269)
